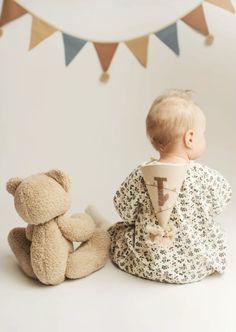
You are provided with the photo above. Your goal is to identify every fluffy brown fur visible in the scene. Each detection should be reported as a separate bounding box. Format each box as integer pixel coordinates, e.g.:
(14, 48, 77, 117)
(6, 169, 111, 286)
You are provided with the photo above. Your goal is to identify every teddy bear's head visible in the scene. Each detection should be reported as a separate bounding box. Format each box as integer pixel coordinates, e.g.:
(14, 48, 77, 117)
(6, 169, 71, 225)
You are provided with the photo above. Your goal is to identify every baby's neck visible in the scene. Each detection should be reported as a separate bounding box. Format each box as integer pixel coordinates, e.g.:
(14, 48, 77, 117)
(158, 151, 190, 164)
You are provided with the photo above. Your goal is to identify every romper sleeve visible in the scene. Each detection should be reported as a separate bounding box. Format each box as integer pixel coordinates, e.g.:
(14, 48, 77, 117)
(203, 165, 232, 218)
(113, 165, 145, 226)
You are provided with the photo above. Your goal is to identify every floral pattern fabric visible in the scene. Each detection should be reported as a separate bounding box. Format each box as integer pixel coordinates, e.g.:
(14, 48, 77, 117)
(107, 159, 232, 284)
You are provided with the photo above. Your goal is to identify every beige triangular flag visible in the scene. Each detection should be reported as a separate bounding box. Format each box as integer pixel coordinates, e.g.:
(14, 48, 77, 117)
(206, 0, 235, 13)
(140, 159, 189, 228)
(29, 16, 57, 50)
(125, 35, 149, 67)
(181, 4, 209, 36)
(0, 0, 27, 27)
(141, 158, 190, 246)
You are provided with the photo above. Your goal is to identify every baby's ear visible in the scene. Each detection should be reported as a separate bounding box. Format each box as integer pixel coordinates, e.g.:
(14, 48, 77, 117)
(6, 177, 23, 196)
(45, 169, 70, 192)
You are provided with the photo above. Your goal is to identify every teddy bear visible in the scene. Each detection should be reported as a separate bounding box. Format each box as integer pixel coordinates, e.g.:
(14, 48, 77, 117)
(6, 169, 111, 286)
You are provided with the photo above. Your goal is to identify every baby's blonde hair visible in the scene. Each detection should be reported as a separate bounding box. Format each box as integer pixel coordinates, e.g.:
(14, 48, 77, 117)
(146, 88, 200, 152)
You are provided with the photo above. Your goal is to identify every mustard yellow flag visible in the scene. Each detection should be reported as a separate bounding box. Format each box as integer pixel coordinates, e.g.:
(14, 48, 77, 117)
(206, 0, 235, 13)
(125, 36, 149, 67)
(29, 16, 57, 50)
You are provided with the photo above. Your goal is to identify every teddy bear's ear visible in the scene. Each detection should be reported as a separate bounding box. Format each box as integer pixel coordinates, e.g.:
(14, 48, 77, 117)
(45, 169, 70, 192)
(6, 177, 23, 196)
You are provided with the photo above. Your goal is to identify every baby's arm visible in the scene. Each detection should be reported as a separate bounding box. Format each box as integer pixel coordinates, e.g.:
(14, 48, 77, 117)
(113, 165, 145, 226)
(203, 165, 232, 217)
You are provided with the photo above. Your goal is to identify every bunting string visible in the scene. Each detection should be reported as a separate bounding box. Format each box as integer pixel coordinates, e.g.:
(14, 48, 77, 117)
(0, 0, 235, 82)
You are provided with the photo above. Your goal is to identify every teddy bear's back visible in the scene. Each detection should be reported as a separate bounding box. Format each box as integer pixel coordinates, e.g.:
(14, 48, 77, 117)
(30, 219, 73, 285)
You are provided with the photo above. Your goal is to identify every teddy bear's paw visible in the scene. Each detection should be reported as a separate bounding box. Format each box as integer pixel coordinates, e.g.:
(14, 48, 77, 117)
(66, 231, 110, 279)
(8, 227, 37, 280)
(84, 205, 112, 230)
(88, 229, 111, 252)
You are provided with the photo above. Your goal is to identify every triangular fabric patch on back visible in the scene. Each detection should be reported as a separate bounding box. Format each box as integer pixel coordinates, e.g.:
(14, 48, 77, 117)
(29, 16, 57, 50)
(0, 0, 27, 27)
(140, 158, 189, 247)
(62, 33, 87, 66)
(155, 23, 180, 55)
(125, 35, 149, 67)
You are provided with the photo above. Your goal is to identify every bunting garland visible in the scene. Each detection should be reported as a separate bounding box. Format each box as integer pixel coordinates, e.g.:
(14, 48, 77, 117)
(0, 0, 235, 82)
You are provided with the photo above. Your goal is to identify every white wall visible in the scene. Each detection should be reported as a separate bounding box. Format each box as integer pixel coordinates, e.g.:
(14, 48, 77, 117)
(1, 1, 236, 238)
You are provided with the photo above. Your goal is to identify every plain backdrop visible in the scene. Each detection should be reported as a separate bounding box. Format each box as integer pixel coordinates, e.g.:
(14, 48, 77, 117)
(0, 1, 235, 332)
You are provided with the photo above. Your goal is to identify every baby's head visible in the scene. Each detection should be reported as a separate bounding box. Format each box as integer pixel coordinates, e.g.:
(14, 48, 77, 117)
(145, 88, 206, 160)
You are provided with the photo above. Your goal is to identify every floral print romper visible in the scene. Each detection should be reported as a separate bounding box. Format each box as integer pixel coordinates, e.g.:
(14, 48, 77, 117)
(107, 159, 232, 284)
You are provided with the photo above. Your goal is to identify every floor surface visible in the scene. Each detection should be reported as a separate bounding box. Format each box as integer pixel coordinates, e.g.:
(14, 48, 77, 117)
(1, 212, 235, 332)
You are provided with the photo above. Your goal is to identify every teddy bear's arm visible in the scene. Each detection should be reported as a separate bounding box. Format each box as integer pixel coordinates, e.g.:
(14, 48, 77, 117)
(57, 213, 96, 242)
(25, 224, 34, 241)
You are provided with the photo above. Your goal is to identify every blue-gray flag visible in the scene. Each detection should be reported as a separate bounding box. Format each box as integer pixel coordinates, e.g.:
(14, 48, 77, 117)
(155, 23, 180, 55)
(62, 33, 87, 66)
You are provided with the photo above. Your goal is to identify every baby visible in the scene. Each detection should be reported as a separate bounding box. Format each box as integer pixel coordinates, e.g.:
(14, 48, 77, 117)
(107, 88, 232, 284)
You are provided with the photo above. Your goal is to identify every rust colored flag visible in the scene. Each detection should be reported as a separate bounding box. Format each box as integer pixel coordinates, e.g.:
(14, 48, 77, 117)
(181, 4, 209, 36)
(93, 42, 118, 81)
(93, 42, 118, 71)
(0, 0, 27, 27)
